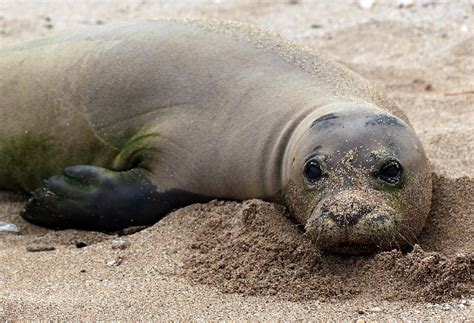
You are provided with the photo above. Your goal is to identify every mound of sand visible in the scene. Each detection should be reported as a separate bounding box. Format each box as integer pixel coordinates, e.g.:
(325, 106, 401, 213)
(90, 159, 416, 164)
(179, 198, 472, 303)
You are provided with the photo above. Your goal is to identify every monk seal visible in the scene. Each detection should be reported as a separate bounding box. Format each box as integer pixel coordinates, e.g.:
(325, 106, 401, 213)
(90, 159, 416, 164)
(0, 19, 432, 254)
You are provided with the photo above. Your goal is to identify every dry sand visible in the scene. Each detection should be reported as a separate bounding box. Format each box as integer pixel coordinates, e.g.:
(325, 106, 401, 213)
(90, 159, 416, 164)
(0, 0, 473, 320)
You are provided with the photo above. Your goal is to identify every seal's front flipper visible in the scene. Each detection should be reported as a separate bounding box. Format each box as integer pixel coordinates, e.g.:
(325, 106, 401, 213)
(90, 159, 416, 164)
(22, 165, 167, 232)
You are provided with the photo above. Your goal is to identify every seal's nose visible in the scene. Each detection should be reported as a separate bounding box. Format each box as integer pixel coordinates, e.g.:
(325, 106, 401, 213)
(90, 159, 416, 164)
(320, 194, 374, 227)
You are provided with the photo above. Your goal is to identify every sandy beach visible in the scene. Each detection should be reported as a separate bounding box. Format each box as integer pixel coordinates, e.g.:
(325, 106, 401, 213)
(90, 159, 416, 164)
(0, 0, 472, 320)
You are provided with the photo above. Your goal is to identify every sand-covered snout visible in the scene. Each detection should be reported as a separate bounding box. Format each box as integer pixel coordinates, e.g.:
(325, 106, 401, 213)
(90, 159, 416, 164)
(305, 188, 406, 254)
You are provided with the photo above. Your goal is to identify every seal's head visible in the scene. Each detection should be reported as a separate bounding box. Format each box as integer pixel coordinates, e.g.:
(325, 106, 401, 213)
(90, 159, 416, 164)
(283, 103, 432, 254)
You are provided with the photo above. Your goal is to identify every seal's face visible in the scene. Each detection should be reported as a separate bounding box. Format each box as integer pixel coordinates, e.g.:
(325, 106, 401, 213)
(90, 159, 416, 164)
(283, 105, 432, 254)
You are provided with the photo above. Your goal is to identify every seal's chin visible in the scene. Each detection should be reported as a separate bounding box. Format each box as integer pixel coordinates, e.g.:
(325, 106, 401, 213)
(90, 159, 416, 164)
(305, 210, 402, 255)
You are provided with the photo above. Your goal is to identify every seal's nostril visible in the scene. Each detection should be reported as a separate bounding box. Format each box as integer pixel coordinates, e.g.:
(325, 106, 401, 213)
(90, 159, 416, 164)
(321, 202, 374, 227)
(333, 212, 360, 227)
(345, 210, 363, 226)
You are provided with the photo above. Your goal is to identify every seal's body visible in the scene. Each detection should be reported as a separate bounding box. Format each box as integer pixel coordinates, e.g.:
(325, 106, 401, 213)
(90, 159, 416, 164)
(0, 20, 431, 253)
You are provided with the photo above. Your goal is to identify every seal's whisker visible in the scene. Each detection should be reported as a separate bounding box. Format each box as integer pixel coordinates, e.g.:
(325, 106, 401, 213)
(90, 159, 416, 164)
(396, 230, 414, 248)
(397, 223, 419, 244)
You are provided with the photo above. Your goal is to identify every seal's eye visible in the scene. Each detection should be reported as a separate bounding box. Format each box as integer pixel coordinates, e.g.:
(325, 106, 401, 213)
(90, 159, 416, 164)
(304, 160, 323, 183)
(377, 160, 402, 184)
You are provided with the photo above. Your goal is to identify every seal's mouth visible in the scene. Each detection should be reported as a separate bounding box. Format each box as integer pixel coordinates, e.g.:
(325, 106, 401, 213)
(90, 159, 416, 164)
(308, 227, 393, 254)
(305, 208, 400, 254)
(301, 187, 405, 254)
(328, 242, 378, 255)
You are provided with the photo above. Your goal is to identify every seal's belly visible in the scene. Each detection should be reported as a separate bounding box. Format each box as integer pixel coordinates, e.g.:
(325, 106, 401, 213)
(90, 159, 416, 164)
(0, 123, 118, 192)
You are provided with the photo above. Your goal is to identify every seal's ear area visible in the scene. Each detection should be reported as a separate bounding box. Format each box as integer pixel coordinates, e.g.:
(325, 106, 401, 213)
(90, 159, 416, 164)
(21, 166, 165, 232)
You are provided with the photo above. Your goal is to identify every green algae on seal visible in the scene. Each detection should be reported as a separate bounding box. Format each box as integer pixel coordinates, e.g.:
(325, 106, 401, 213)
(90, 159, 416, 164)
(0, 19, 431, 254)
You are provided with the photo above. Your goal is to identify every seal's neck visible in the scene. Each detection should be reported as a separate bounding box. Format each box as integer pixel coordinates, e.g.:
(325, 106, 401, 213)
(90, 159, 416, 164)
(279, 108, 322, 188)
